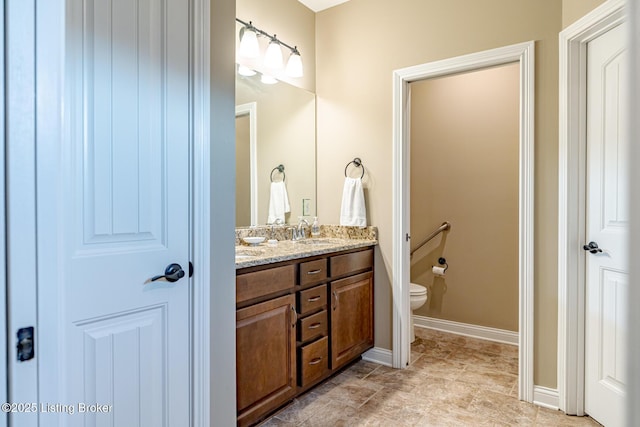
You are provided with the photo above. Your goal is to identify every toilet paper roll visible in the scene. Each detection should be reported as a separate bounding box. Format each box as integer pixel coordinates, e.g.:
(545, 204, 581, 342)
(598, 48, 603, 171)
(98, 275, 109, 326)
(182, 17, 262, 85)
(432, 266, 446, 277)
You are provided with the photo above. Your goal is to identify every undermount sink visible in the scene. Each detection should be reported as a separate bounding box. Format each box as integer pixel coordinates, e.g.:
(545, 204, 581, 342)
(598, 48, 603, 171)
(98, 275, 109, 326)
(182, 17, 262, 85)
(235, 248, 264, 260)
(294, 239, 335, 246)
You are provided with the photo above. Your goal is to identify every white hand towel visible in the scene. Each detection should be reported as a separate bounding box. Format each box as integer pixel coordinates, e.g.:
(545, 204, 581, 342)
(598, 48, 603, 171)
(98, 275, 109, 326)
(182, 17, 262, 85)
(340, 177, 367, 227)
(267, 181, 290, 224)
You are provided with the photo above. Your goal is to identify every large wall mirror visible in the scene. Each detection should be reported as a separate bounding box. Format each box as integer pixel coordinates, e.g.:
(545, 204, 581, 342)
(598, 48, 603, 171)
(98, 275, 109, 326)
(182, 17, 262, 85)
(236, 71, 316, 227)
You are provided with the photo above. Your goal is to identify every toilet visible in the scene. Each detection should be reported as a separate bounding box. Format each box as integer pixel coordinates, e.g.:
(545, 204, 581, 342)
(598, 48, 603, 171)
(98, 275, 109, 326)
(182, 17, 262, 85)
(410, 283, 428, 343)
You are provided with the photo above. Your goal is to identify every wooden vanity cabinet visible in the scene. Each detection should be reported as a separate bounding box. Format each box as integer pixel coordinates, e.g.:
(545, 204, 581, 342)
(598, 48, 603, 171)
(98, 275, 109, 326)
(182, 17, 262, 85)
(236, 246, 374, 426)
(330, 271, 374, 370)
(236, 267, 297, 427)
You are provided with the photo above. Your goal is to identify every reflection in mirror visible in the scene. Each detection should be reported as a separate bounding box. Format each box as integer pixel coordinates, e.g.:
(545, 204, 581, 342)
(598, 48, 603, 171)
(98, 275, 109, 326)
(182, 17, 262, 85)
(235, 71, 316, 227)
(235, 102, 257, 226)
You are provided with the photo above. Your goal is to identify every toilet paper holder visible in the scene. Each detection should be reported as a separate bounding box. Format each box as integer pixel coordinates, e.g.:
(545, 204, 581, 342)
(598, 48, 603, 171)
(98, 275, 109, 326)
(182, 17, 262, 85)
(437, 257, 448, 272)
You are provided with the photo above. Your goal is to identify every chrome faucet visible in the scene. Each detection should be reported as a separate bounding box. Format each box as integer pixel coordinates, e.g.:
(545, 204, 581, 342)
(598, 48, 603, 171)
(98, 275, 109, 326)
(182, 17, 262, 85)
(289, 219, 309, 241)
(297, 218, 309, 240)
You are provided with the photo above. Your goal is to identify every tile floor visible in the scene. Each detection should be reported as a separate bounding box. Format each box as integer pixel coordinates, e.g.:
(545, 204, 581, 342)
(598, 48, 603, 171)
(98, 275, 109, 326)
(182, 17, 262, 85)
(259, 328, 601, 426)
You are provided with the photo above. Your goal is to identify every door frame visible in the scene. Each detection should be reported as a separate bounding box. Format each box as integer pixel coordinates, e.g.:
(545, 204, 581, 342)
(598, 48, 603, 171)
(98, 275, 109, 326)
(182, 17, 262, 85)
(0, 1, 7, 425)
(629, 1, 640, 424)
(557, 0, 625, 415)
(391, 41, 536, 402)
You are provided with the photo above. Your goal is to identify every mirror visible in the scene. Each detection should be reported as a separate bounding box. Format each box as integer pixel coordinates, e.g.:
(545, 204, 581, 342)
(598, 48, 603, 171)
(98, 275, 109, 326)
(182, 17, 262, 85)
(235, 72, 316, 227)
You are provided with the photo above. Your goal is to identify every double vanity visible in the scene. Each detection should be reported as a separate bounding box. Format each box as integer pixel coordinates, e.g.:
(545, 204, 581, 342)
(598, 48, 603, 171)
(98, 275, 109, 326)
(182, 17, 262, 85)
(235, 226, 377, 426)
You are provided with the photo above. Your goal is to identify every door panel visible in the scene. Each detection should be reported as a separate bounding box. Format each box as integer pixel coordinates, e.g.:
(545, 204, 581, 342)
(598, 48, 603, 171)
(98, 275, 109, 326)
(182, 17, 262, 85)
(585, 21, 628, 427)
(39, 0, 191, 424)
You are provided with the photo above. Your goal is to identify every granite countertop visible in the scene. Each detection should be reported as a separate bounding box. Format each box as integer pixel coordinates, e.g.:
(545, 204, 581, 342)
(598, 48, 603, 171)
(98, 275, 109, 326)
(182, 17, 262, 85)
(235, 237, 377, 269)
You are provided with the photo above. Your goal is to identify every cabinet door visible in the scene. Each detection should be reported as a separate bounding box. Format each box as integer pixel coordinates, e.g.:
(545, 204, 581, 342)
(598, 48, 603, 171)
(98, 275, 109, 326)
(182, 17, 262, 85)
(236, 294, 297, 426)
(330, 272, 374, 370)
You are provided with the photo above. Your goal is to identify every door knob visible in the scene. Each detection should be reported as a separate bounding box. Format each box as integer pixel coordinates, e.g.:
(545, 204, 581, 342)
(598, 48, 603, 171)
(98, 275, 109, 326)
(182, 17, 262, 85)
(151, 263, 186, 282)
(583, 241, 603, 254)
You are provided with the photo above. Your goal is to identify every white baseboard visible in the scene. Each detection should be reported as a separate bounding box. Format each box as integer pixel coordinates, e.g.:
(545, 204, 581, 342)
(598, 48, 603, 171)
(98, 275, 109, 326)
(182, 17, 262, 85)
(362, 347, 392, 367)
(413, 315, 519, 346)
(533, 386, 559, 410)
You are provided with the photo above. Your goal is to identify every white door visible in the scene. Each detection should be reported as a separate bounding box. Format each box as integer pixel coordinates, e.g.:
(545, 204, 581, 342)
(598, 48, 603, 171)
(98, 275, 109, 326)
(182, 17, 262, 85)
(38, 0, 191, 425)
(585, 21, 628, 427)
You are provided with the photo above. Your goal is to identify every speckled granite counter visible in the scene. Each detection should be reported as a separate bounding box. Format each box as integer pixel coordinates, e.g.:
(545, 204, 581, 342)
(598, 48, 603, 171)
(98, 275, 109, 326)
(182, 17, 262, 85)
(235, 225, 377, 269)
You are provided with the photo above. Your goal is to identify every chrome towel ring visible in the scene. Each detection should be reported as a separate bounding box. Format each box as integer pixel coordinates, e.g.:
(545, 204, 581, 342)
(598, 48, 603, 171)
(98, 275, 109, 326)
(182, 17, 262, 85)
(270, 164, 285, 182)
(344, 157, 365, 179)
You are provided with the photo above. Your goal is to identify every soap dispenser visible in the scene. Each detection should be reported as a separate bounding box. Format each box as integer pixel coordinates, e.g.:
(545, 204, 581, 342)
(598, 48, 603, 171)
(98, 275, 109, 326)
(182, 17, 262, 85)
(311, 216, 320, 238)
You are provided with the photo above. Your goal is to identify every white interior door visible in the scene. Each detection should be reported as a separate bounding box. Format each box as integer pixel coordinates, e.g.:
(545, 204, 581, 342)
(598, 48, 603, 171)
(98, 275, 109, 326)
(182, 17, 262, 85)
(38, 0, 192, 425)
(585, 21, 628, 427)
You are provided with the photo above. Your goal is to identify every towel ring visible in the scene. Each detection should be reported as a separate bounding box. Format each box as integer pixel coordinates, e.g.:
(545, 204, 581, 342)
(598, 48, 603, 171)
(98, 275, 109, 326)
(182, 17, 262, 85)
(344, 157, 365, 179)
(270, 164, 285, 182)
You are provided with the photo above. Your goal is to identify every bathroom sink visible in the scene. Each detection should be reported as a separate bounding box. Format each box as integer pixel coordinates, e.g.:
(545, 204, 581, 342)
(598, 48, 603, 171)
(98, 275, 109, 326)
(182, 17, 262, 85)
(235, 248, 264, 260)
(294, 239, 336, 246)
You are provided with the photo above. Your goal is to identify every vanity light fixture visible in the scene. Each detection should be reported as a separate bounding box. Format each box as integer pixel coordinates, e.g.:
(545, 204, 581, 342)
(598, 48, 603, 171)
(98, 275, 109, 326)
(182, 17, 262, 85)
(260, 74, 278, 85)
(236, 18, 304, 78)
(238, 65, 257, 77)
(238, 25, 260, 58)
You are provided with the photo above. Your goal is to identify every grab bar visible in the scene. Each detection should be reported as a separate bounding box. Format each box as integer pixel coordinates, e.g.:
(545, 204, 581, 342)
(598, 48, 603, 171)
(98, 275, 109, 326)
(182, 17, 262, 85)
(410, 222, 451, 258)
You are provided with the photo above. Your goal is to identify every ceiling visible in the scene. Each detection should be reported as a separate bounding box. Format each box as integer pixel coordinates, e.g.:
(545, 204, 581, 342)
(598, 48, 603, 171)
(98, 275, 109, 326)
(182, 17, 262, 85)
(297, 0, 351, 12)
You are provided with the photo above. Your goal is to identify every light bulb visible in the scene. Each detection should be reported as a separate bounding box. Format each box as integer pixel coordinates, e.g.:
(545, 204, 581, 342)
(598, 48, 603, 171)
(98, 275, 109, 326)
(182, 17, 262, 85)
(260, 74, 278, 85)
(238, 65, 256, 77)
(286, 51, 303, 78)
(238, 27, 259, 59)
(264, 39, 284, 70)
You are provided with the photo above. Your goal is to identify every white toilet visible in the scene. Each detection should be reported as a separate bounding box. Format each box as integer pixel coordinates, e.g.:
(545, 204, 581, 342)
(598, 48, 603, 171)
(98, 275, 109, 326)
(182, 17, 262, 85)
(410, 283, 428, 343)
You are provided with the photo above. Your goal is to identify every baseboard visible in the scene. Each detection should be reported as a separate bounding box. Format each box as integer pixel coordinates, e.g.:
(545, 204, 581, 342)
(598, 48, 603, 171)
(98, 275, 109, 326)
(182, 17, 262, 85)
(413, 315, 519, 346)
(533, 386, 559, 410)
(362, 347, 392, 367)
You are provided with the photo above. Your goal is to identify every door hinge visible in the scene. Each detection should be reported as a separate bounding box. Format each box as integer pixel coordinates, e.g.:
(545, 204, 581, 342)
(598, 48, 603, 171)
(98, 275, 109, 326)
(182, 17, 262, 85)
(17, 327, 35, 362)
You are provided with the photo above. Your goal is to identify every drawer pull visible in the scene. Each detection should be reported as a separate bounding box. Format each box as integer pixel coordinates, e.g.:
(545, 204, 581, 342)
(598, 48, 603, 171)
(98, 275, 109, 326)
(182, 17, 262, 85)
(291, 306, 298, 327)
(309, 357, 323, 366)
(332, 291, 338, 310)
(308, 322, 321, 329)
(307, 296, 321, 302)
(306, 269, 322, 275)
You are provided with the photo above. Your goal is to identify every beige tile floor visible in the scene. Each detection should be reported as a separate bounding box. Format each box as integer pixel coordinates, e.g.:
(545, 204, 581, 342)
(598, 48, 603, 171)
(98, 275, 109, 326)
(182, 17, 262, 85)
(259, 328, 602, 426)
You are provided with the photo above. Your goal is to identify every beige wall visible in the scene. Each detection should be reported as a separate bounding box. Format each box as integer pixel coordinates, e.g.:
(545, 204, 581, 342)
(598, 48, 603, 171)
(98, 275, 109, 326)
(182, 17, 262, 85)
(410, 63, 520, 331)
(315, 0, 563, 388)
(562, 0, 606, 28)
(237, 0, 316, 92)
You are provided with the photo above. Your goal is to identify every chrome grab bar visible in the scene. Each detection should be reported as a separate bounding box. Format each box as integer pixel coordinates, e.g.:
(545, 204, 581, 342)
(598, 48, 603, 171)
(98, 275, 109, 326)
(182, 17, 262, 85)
(410, 221, 451, 258)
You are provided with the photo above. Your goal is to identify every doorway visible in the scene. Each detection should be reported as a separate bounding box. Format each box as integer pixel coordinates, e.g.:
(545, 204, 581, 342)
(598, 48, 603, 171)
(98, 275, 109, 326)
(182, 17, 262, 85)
(391, 41, 535, 401)
(408, 63, 520, 343)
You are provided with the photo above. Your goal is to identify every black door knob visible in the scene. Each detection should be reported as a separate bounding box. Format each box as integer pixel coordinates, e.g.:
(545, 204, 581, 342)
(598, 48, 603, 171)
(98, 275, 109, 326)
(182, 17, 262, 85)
(583, 241, 603, 254)
(151, 263, 186, 282)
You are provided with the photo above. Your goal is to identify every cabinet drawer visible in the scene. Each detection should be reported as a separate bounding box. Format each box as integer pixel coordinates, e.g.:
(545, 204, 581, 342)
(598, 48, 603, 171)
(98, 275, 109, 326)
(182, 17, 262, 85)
(298, 310, 327, 343)
(298, 284, 327, 316)
(236, 264, 296, 305)
(299, 258, 327, 287)
(330, 249, 373, 278)
(299, 336, 328, 388)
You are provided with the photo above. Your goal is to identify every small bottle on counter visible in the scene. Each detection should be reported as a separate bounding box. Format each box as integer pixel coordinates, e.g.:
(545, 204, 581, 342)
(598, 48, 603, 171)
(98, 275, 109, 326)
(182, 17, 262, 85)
(311, 216, 320, 238)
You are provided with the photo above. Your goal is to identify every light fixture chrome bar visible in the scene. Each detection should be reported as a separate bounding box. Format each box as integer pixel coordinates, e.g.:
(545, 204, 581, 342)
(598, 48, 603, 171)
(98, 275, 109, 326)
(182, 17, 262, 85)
(236, 18, 300, 55)
(410, 222, 451, 258)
